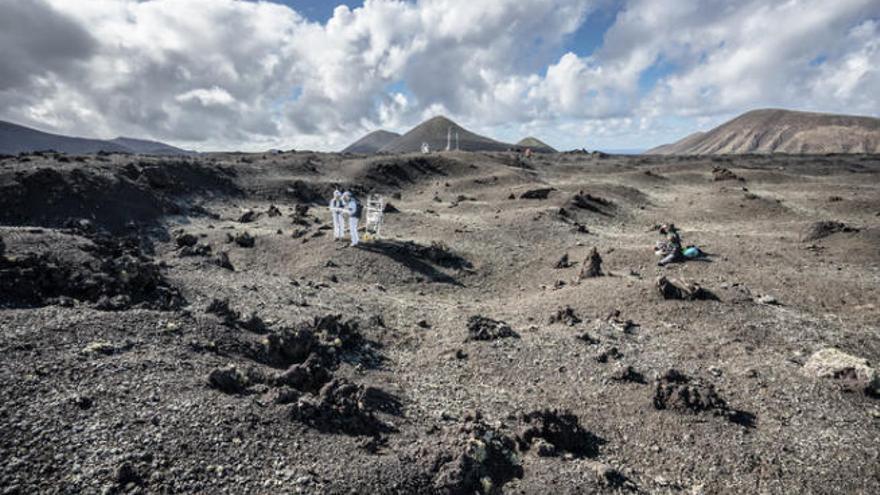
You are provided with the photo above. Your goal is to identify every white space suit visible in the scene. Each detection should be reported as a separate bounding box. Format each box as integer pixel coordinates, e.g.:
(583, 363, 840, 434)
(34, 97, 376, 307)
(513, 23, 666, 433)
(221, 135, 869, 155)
(329, 191, 344, 240)
(342, 192, 359, 246)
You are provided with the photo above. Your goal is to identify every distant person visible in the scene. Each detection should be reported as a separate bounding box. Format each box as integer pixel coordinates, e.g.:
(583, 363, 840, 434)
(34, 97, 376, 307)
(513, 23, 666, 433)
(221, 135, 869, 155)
(329, 190, 345, 241)
(341, 191, 361, 247)
(656, 223, 683, 266)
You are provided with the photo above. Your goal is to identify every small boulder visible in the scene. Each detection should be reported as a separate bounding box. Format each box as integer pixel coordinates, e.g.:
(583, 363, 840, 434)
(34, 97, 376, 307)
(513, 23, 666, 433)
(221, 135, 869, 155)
(656, 276, 717, 301)
(238, 209, 259, 223)
(575, 247, 603, 281)
(803, 348, 880, 396)
(212, 251, 234, 270)
(466, 316, 519, 341)
(234, 232, 255, 248)
(801, 221, 858, 242)
(175, 232, 198, 248)
(519, 188, 555, 199)
(208, 365, 249, 394)
(553, 253, 571, 269)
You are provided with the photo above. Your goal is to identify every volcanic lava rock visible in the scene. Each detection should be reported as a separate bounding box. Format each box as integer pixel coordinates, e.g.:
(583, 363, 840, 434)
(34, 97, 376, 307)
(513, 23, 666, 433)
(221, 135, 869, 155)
(290, 378, 400, 436)
(212, 251, 234, 270)
(549, 306, 582, 326)
(175, 232, 198, 248)
(712, 167, 741, 181)
(261, 329, 316, 367)
(238, 209, 259, 223)
(803, 348, 880, 396)
(240, 312, 268, 333)
(516, 409, 603, 458)
(466, 316, 519, 341)
(610, 364, 647, 384)
(653, 369, 728, 414)
(432, 418, 523, 494)
(801, 221, 858, 242)
(571, 192, 614, 214)
(0, 235, 184, 310)
(276, 354, 332, 393)
(656, 276, 717, 301)
(553, 253, 571, 269)
(576, 247, 603, 280)
(208, 365, 249, 394)
(267, 204, 282, 217)
(233, 232, 255, 248)
(205, 298, 240, 326)
(519, 188, 555, 199)
(179, 243, 212, 257)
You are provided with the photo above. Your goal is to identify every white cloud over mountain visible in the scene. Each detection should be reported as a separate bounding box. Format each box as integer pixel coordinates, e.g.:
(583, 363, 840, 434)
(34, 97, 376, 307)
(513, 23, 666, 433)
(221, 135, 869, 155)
(0, 0, 877, 151)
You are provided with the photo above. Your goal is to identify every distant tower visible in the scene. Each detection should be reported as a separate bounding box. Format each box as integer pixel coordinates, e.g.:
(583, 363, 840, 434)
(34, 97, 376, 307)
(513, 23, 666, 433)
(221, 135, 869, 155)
(446, 127, 452, 151)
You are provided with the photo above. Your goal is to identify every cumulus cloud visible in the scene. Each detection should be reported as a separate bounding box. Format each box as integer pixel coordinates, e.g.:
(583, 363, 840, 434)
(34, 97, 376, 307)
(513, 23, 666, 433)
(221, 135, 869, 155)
(0, 0, 877, 151)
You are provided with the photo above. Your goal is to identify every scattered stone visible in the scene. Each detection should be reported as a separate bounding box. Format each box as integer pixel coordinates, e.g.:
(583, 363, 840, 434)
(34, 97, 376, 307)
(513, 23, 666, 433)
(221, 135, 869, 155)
(575, 247, 603, 281)
(517, 409, 603, 458)
(549, 306, 582, 326)
(576, 332, 599, 345)
(712, 167, 741, 181)
(208, 365, 249, 394)
(585, 461, 633, 489)
(803, 348, 880, 396)
(179, 243, 212, 257)
(757, 294, 779, 305)
(234, 232, 255, 248)
(290, 378, 400, 436)
(801, 221, 858, 242)
(519, 188, 555, 199)
(383, 202, 400, 213)
(260, 328, 316, 367)
(466, 316, 519, 341)
(238, 209, 259, 223)
(653, 369, 728, 414)
(212, 251, 234, 270)
(267, 205, 282, 217)
(554, 253, 571, 269)
(432, 418, 523, 494)
(276, 354, 331, 393)
(206, 298, 240, 326)
(175, 232, 198, 248)
(115, 462, 143, 487)
(81, 341, 120, 356)
(610, 364, 646, 384)
(656, 276, 717, 301)
(241, 312, 268, 333)
(595, 347, 623, 363)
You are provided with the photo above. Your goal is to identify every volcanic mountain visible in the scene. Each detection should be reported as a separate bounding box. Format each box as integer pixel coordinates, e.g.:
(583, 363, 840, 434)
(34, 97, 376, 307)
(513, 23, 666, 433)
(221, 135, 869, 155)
(379, 116, 512, 153)
(0, 120, 191, 155)
(647, 108, 880, 155)
(342, 130, 401, 154)
(516, 137, 557, 153)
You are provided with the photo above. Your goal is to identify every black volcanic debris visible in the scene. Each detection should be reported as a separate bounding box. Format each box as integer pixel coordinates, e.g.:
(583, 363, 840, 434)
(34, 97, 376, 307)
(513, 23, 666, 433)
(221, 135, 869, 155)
(0, 158, 238, 233)
(2, 149, 879, 493)
(466, 316, 519, 341)
(0, 232, 183, 310)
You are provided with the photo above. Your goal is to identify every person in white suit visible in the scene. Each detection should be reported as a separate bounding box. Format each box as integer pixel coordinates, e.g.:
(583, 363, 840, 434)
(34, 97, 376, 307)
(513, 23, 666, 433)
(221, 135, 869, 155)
(329, 190, 345, 240)
(341, 191, 360, 246)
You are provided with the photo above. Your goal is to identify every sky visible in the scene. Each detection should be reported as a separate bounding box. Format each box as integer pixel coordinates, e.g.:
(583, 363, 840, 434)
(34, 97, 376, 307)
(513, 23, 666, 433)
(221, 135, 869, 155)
(1, 0, 878, 152)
